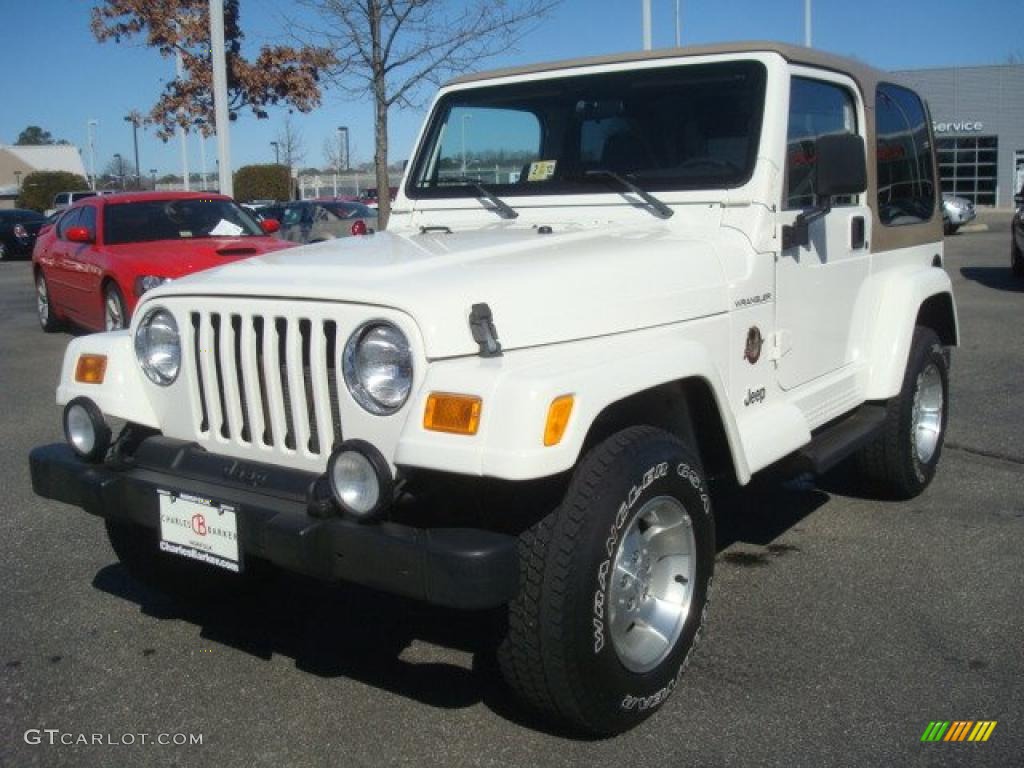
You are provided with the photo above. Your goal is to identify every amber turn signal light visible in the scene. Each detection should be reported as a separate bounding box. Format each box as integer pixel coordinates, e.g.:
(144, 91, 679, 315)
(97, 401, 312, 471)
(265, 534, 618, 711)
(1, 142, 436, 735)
(544, 395, 575, 446)
(75, 354, 108, 384)
(423, 393, 482, 435)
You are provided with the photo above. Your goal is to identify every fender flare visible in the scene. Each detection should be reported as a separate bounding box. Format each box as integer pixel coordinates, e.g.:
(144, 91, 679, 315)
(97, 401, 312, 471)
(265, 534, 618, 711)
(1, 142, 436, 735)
(864, 266, 959, 400)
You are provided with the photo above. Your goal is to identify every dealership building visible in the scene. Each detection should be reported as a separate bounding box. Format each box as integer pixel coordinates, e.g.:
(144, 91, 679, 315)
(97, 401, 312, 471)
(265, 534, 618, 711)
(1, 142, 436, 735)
(894, 63, 1024, 208)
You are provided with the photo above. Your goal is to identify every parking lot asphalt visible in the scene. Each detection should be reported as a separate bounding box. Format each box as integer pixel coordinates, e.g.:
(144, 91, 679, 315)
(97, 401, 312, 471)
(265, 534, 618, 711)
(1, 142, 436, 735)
(1, 219, 1021, 768)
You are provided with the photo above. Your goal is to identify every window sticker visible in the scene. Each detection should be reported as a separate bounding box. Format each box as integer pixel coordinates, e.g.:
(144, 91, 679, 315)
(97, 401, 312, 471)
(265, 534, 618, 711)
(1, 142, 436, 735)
(527, 160, 557, 181)
(210, 219, 244, 237)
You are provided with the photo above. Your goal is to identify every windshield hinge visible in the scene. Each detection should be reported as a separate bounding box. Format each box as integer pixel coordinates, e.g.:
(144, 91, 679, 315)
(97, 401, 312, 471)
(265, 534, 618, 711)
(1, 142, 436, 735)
(469, 303, 502, 358)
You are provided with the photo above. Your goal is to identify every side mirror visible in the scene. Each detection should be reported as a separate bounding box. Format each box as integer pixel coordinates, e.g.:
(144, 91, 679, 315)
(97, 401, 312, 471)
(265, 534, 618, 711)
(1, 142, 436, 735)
(814, 133, 867, 198)
(65, 226, 94, 244)
(783, 133, 867, 250)
(260, 218, 280, 234)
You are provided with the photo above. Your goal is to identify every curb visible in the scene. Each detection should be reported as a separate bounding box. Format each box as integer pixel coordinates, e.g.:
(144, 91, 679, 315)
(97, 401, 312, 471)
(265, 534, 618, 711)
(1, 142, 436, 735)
(957, 223, 989, 234)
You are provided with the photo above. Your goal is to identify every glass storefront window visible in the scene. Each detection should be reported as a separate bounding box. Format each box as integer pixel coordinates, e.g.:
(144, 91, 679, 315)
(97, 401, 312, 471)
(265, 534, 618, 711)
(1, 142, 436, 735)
(934, 135, 999, 206)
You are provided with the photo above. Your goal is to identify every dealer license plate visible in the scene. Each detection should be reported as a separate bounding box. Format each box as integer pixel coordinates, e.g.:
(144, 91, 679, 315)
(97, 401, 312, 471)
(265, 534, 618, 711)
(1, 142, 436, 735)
(158, 490, 241, 573)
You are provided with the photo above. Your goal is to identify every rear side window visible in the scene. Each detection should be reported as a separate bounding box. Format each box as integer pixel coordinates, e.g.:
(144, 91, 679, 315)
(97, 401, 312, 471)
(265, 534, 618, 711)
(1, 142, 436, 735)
(53, 193, 69, 206)
(876, 83, 935, 226)
(784, 77, 858, 210)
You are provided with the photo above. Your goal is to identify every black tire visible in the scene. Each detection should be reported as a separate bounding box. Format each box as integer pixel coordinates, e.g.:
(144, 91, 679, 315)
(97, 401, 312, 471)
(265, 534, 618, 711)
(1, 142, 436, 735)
(105, 519, 268, 600)
(498, 427, 715, 736)
(35, 271, 63, 332)
(943, 219, 953, 236)
(1012, 238, 1024, 277)
(103, 282, 128, 331)
(855, 327, 949, 499)
(0, 241, 8, 261)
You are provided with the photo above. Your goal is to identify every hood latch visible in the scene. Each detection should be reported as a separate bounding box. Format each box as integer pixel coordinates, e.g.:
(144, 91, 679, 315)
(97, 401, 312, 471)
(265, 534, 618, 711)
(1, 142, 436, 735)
(469, 303, 502, 358)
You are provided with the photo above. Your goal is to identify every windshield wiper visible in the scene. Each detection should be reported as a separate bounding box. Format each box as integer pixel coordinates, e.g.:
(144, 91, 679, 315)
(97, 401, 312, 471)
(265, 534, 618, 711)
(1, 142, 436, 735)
(583, 169, 674, 219)
(446, 177, 518, 219)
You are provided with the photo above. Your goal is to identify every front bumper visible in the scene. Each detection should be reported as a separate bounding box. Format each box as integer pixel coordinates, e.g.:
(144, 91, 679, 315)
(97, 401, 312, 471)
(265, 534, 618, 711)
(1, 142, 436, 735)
(29, 439, 519, 610)
(947, 207, 976, 226)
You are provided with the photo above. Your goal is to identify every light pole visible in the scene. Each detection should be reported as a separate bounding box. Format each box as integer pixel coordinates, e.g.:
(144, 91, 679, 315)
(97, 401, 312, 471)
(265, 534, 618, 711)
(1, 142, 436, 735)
(210, 0, 233, 197)
(675, 0, 681, 46)
(460, 114, 472, 175)
(150, 168, 158, 189)
(270, 141, 280, 165)
(337, 125, 349, 198)
(87, 119, 99, 190)
(642, 0, 652, 50)
(114, 153, 124, 190)
(804, 0, 812, 47)
(124, 114, 141, 189)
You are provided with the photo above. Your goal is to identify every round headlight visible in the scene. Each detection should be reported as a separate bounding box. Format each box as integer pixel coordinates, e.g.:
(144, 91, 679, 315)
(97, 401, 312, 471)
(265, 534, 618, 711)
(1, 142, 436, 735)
(342, 322, 413, 415)
(134, 307, 180, 386)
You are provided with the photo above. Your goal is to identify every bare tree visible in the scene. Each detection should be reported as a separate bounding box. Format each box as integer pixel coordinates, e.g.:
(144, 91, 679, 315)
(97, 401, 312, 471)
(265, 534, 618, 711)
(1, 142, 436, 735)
(276, 117, 307, 184)
(298, 0, 562, 225)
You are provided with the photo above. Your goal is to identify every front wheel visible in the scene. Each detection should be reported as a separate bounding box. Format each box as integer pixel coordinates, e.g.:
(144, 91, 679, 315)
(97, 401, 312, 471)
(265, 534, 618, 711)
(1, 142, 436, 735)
(103, 283, 128, 331)
(855, 327, 949, 499)
(498, 427, 715, 735)
(36, 271, 62, 332)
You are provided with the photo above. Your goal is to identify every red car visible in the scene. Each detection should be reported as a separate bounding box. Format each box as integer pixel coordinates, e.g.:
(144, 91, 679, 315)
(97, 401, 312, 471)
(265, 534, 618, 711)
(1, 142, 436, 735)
(32, 191, 292, 333)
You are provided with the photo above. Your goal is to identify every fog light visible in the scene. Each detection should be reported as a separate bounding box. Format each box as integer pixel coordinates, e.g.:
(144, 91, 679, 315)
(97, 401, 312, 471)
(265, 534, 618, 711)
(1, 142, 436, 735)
(63, 397, 111, 463)
(327, 440, 393, 520)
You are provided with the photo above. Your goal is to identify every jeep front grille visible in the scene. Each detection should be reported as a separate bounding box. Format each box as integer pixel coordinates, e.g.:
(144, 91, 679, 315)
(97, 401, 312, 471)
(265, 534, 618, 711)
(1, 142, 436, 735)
(186, 310, 344, 457)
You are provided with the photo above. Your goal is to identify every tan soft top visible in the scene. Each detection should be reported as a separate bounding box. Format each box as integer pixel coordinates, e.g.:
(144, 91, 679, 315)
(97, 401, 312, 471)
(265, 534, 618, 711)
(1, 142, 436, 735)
(447, 41, 938, 253)
(447, 41, 890, 93)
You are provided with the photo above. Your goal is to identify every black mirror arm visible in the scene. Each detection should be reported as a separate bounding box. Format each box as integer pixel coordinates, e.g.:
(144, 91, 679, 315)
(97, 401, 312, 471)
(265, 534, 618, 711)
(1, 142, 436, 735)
(782, 201, 831, 250)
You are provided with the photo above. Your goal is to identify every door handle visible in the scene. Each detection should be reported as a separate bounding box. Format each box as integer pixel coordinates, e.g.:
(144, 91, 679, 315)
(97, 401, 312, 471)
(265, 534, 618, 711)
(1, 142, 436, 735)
(851, 216, 866, 250)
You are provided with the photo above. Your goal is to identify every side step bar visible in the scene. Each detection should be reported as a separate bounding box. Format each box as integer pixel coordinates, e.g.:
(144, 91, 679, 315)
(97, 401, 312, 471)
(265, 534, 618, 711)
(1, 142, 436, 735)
(797, 404, 888, 475)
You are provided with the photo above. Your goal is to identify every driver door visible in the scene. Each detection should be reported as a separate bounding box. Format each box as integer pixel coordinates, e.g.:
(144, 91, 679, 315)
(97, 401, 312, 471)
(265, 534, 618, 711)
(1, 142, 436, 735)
(775, 72, 872, 391)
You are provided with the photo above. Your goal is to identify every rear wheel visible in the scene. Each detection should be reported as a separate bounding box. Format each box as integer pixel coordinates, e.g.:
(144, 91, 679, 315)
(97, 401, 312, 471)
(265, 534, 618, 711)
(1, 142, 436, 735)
(855, 327, 949, 499)
(1013, 237, 1024, 277)
(498, 426, 715, 735)
(103, 283, 127, 331)
(35, 271, 62, 332)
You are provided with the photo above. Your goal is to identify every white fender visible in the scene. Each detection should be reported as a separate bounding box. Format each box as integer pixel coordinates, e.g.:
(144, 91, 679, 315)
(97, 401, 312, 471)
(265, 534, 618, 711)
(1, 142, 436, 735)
(56, 332, 160, 428)
(395, 317, 752, 483)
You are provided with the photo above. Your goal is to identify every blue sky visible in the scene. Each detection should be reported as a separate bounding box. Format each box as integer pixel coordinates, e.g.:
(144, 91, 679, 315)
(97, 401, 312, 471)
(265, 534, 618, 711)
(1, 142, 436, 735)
(1, 0, 1020, 178)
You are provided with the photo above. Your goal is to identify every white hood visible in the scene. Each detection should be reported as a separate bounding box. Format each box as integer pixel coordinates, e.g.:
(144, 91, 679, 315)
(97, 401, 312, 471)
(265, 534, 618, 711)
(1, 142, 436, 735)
(152, 224, 728, 359)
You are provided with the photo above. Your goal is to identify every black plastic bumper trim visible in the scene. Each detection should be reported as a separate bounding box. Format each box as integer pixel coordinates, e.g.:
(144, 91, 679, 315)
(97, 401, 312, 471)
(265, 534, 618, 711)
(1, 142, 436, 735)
(29, 442, 519, 611)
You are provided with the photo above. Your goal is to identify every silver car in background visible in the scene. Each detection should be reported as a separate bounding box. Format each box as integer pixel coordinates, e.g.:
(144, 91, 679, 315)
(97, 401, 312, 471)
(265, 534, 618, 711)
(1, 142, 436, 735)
(277, 200, 378, 244)
(942, 193, 976, 235)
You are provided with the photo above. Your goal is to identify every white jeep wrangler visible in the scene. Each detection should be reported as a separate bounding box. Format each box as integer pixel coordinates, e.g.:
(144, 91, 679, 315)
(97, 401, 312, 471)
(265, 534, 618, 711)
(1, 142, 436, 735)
(31, 42, 957, 735)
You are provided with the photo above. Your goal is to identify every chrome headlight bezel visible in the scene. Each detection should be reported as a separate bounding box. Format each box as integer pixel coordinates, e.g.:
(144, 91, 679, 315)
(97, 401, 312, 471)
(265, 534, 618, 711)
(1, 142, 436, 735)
(134, 306, 181, 386)
(342, 321, 413, 415)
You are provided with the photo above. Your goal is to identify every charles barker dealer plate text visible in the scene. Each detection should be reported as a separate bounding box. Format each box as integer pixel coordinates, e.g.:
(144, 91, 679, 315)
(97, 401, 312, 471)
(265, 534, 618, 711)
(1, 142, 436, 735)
(158, 490, 240, 572)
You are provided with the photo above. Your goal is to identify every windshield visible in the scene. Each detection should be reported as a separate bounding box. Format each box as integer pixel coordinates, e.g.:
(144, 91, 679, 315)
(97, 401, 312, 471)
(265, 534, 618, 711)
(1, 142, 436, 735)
(408, 60, 766, 198)
(103, 199, 264, 245)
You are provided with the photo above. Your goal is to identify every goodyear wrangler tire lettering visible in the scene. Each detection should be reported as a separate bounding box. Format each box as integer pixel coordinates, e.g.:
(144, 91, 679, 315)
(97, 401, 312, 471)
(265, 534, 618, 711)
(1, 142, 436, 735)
(497, 427, 715, 736)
